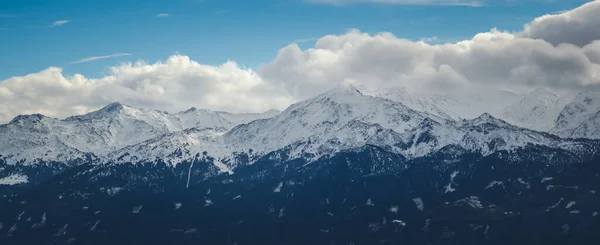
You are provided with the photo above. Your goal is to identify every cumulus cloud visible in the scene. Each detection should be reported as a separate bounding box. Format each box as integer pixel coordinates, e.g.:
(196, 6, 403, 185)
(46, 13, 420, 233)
(51, 20, 70, 27)
(1, 1, 600, 123)
(519, 1, 600, 47)
(71, 53, 132, 64)
(307, 0, 484, 6)
(0, 56, 294, 123)
(259, 1, 600, 100)
(157, 13, 169, 17)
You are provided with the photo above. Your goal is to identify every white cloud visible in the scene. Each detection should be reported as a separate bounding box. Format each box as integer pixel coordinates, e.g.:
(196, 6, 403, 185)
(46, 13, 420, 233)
(307, 0, 484, 6)
(51, 20, 70, 27)
(71, 53, 132, 64)
(520, 1, 600, 47)
(1, 1, 600, 123)
(260, 28, 600, 100)
(157, 13, 169, 17)
(258, 1, 600, 100)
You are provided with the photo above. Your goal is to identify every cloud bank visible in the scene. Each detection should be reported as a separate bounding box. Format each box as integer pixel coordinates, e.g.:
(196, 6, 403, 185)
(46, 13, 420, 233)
(260, 1, 600, 100)
(1, 1, 599, 123)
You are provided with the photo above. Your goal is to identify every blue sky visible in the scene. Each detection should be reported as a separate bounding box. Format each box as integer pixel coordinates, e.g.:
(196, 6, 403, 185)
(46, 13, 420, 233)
(0, 0, 590, 80)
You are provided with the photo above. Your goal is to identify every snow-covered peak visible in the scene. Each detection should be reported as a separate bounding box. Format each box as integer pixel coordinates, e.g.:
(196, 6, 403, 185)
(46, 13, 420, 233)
(2, 85, 599, 170)
(501, 87, 564, 131)
(65, 101, 162, 122)
(468, 113, 512, 128)
(8, 113, 49, 124)
(358, 86, 459, 120)
(321, 83, 363, 98)
(551, 90, 600, 138)
(222, 85, 430, 160)
(358, 86, 525, 122)
(183, 107, 198, 113)
(0, 102, 280, 165)
(103, 86, 599, 168)
(529, 87, 557, 99)
(100, 101, 126, 112)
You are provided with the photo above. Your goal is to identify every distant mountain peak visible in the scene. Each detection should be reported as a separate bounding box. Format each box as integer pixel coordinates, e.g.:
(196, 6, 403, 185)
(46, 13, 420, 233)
(469, 113, 510, 127)
(8, 113, 47, 124)
(529, 87, 555, 95)
(475, 112, 494, 120)
(99, 102, 128, 112)
(64, 102, 135, 121)
(184, 107, 198, 113)
(323, 84, 363, 97)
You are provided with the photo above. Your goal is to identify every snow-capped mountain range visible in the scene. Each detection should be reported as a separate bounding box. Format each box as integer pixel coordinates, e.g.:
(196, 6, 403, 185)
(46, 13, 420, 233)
(2, 84, 600, 245)
(1, 84, 599, 172)
(0, 103, 278, 165)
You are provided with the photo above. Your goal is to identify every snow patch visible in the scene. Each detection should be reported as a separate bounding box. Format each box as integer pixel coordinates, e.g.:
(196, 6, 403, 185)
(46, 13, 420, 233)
(366, 198, 375, 206)
(273, 182, 283, 193)
(547, 185, 579, 191)
(444, 171, 459, 193)
(565, 201, 576, 209)
(392, 220, 407, 226)
(31, 212, 47, 228)
(213, 160, 233, 174)
(546, 198, 563, 212)
(104, 187, 122, 196)
(485, 181, 504, 190)
(412, 197, 424, 211)
(6, 223, 17, 237)
(0, 174, 28, 185)
(132, 205, 143, 214)
(90, 220, 100, 231)
(517, 178, 531, 189)
(54, 224, 68, 237)
(456, 196, 483, 209)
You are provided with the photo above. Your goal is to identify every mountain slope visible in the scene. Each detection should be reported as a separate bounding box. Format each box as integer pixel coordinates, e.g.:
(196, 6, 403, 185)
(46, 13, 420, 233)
(1, 86, 600, 245)
(0, 103, 279, 165)
(1, 143, 599, 245)
(551, 91, 600, 139)
(359, 86, 522, 121)
(105, 86, 597, 172)
(501, 87, 566, 131)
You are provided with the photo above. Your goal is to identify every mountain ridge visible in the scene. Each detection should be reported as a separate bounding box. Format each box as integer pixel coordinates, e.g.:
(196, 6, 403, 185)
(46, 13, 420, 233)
(1, 86, 599, 170)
